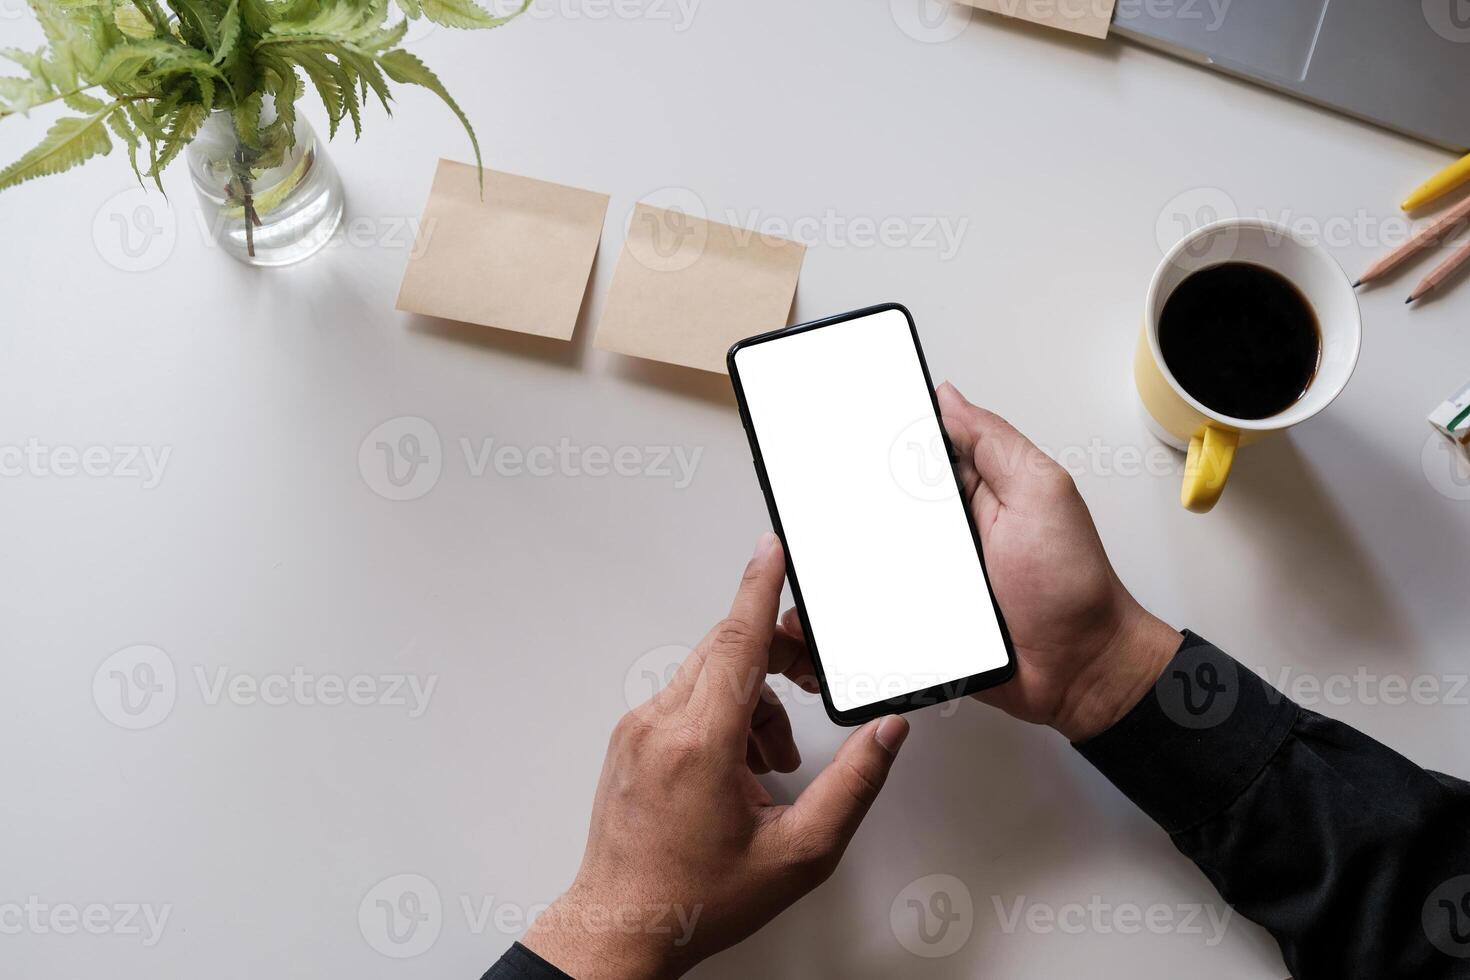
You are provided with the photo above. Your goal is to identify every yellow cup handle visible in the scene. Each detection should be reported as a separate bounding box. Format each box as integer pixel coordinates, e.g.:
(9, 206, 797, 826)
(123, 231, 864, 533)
(1181, 425, 1239, 514)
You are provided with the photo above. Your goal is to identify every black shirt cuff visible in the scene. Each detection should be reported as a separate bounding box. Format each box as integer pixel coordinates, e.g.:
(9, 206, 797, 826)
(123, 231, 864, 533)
(481, 942, 576, 980)
(1074, 630, 1298, 834)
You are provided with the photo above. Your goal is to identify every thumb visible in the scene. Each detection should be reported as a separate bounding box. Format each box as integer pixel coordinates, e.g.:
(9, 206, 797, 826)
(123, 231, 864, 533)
(785, 716, 909, 862)
(935, 381, 1040, 501)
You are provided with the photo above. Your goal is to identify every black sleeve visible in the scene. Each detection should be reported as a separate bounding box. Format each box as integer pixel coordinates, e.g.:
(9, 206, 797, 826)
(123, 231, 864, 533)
(1076, 630, 1470, 979)
(481, 942, 575, 980)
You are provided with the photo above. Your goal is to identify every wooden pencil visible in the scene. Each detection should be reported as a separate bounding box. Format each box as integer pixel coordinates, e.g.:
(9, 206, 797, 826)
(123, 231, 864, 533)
(1356, 193, 1470, 287)
(1407, 239, 1470, 303)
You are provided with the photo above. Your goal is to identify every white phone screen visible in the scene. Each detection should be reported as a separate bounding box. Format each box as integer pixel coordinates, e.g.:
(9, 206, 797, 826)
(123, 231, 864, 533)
(733, 307, 1011, 716)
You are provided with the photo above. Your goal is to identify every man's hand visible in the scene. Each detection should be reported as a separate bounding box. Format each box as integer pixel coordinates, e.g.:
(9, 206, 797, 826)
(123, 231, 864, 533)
(522, 533, 909, 979)
(936, 381, 1182, 742)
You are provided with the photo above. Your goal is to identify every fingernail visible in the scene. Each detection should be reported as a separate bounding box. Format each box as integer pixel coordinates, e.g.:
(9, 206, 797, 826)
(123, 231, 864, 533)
(874, 715, 909, 755)
(753, 531, 778, 559)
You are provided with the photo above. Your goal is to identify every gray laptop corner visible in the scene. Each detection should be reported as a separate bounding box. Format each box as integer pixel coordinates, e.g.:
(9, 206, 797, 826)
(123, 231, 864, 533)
(1113, 0, 1470, 151)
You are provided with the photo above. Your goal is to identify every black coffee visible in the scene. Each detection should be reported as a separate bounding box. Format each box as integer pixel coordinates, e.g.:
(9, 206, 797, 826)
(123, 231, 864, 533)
(1159, 262, 1321, 420)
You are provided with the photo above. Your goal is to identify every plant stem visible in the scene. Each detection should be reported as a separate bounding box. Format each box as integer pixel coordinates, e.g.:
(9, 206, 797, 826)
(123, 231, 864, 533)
(0, 90, 153, 121)
(224, 129, 265, 258)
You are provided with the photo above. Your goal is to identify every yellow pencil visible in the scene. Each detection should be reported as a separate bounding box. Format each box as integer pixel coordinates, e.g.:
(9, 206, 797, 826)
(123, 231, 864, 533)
(1402, 152, 1470, 212)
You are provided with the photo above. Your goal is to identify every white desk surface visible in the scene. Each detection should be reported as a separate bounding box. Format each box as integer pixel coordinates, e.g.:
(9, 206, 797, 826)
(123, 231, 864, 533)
(4, 2, 1470, 976)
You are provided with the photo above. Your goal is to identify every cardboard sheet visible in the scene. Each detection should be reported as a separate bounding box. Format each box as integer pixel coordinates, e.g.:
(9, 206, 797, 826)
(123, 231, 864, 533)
(594, 203, 806, 374)
(958, 0, 1114, 40)
(396, 160, 610, 340)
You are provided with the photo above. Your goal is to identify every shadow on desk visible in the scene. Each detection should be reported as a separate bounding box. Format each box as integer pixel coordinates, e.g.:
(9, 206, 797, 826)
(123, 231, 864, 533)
(1225, 420, 1418, 659)
(403, 253, 603, 370)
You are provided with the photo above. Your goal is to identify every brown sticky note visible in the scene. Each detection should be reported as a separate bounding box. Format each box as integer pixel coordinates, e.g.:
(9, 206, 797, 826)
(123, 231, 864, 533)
(396, 160, 610, 340)
(958, 0, 1114, 39)
(594, 204, 806, 374)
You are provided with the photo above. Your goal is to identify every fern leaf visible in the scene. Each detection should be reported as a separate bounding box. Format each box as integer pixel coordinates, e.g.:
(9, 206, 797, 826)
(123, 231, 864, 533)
(106, 106, 145, 185)
(0, 76, 53, 115)
(127, 100, 167, 140)
(147, 101, 206, 175)
(233, 89, 262, 146)
(0, 48, 48, 79)
(114, 3, 157, 39)
(0, 109, 113, 191)
(341, 67, 361, 138)
(268, 0, 366, 39)
(62, 89, 106, 111)
(258, 52, 299, 139)
(93, 39, 184, 84)
(354, 17, 408, 53)
(377, 48, 479, 182)
(292, 52, 342, 137)
(335, 47, 390, 111)
(418, 0, 527, 30)
(276, 0, 321, 22)
(212, 0, 239, 65)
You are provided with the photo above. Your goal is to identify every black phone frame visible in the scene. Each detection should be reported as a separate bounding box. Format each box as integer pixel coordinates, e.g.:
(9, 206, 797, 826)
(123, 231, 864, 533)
(727, 302, 1018, 727)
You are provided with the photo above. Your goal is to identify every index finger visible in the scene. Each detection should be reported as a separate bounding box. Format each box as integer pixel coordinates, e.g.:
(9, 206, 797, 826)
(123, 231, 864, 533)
(686, 532, 786, 744)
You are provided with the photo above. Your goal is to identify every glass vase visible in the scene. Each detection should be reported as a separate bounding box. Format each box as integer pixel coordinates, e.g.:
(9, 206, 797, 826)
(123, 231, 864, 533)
(186, 110, 345, 266)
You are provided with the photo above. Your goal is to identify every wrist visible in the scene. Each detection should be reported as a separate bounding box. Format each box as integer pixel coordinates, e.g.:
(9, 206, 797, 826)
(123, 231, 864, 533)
(1052, 605, 1181, 743)
(521, 886, 680, 980)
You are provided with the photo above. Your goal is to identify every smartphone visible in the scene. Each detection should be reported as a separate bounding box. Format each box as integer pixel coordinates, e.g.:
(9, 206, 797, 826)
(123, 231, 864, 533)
(728, 303, 1016, 726)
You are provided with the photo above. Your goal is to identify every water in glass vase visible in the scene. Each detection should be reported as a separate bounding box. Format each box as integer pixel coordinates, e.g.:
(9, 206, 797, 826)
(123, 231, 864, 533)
(186, 110, 345, 267)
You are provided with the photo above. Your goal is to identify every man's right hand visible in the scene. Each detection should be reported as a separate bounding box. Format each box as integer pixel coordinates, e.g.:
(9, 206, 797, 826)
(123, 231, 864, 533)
(932, 381, 1182, 741)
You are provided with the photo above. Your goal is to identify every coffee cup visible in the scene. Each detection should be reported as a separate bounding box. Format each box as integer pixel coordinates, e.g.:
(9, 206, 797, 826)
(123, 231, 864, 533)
(1135, 218, 1362, 513)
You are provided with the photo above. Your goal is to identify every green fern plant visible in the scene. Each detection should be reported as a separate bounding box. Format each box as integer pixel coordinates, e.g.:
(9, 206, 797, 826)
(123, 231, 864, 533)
(0, 0, 525, 211)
